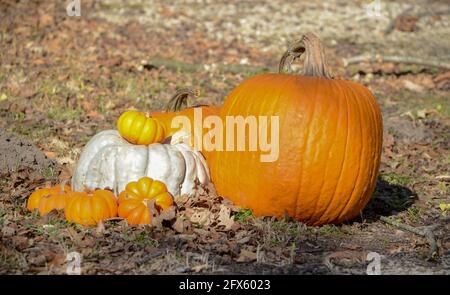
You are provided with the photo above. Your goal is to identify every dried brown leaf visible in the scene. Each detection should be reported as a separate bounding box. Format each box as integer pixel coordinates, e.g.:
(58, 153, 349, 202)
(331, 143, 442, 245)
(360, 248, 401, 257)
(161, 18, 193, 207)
(236, 248, 257, 262)
(216, 204, 234, 230)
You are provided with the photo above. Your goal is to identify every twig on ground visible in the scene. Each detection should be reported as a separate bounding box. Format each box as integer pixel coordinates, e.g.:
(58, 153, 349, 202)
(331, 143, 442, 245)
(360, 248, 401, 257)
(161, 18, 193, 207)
(380, 216, 439, 260)
(343, 54, 450, 70)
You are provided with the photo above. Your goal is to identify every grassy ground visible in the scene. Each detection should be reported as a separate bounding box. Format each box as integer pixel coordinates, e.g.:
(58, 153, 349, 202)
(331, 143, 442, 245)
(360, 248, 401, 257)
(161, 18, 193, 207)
(0, 0, 449, 274)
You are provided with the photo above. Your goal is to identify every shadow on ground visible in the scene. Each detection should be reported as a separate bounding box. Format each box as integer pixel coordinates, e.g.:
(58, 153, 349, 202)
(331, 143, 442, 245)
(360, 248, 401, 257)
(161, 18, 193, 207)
(362, 178, 417, 223)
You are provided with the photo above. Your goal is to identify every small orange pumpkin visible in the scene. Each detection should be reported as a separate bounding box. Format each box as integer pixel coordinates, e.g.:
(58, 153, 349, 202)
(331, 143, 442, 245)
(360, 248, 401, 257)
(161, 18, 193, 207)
(117, 110, 166, 145)
(65, 189, 118, 226)
(27, 183, 71, 215)
(117, 199, 153, 225)
(118, 177, 173, 225)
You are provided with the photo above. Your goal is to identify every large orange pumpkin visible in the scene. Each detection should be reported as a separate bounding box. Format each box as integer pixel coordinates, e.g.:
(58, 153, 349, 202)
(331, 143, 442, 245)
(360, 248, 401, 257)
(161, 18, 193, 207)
(149, 89, 220, 161)
(210, 33, 383, 225)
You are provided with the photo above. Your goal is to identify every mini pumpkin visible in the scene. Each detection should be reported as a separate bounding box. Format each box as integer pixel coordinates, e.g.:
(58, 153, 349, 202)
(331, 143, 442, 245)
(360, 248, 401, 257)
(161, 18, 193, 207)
(118, 177, 173, 225)
(117, 199, 153, 225)
(27, 183, 71, 215)
(117, 110, 166, 145)
(65, 189, 118, 226)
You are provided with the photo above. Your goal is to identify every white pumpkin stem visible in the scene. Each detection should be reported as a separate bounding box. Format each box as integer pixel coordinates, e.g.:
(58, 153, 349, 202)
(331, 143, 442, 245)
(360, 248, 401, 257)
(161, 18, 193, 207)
(279, 33, 333, 79)
(59, 180, 68, 192)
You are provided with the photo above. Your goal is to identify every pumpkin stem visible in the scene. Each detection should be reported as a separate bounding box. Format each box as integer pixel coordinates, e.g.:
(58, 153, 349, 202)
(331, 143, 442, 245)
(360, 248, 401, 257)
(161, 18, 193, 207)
(165, 88, 200, 112)
(59, 180, 68, 192)
(279, 33, 333, 79)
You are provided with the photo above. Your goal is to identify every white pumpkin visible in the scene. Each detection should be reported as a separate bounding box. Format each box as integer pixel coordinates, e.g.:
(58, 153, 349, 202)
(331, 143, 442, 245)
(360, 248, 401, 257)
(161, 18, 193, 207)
(71, 130, 210, 196)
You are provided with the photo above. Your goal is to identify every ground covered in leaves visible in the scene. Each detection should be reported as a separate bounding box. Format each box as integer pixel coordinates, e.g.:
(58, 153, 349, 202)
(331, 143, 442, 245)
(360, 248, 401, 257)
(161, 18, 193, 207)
(0, 0, 449, 274)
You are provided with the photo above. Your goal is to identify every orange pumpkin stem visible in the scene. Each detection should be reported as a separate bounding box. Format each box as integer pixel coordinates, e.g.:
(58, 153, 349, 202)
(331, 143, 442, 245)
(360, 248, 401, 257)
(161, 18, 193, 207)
(165, 88, 201, 112)
(279, 33, 333, 79)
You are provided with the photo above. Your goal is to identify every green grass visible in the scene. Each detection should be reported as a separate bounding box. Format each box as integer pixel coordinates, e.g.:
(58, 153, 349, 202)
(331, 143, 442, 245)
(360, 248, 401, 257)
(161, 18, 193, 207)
(437, 182, 448, 195)
(0, 208, 5, 227)
(260, 219, 305, 247)
(380, 172, 412, 186)
(122, 228, 159, 248)
(316, 224, 347, 237)
(390, 91, 450, 118)
(47, 107, 82, 121)
(42, 166, 57, 178)
(234, 208, 253, 224)
(9, 120, 53, 142)
(406, 206, 422, 223)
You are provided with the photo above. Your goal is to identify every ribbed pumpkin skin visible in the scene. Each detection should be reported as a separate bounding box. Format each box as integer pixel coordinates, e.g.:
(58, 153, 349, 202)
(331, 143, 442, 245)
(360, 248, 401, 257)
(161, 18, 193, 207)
(117, 177, 173, 208)
(117, 199, 151, 225)
(117, 177, 173, 225)
(65, 190, 118, 226)
(117, 110, 166, 145)
(210, 73, 383, 225)
(27, 184, 71, 215)
(37, 193, 70, 215)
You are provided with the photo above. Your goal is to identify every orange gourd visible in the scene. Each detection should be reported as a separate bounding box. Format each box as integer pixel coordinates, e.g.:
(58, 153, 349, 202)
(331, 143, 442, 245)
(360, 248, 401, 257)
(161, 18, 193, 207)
(65, 189, 118, 226)
(210, 33, 383, 225)
(117, 110, 166, 145)
(27, 183, 71, 215)
(118, 177, 173, 225)
(149, 89, 220, 161)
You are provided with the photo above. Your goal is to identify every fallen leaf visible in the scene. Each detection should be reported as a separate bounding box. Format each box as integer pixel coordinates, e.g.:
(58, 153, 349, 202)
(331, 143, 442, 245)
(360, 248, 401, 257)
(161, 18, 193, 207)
(80, 100, 95, 112)
(439, 204, 450, 211)
(217, 205, 234, 230)
(32, 58, 47, 66)
(394, 15, 418, 32)
(190, 209, 212, 226)
(1, 225, 16, 237)
(324, 250, 368, 268)
(172, 216, 191, 233)
(235, 230, 248, 241)
(48, 253, 66, 268)
(150, 201, 177, 228)
(12, 236, 29, 250)
(39, 13, 54, 27)
(434, 71, 450, 90)
(191, 264, 209, 272)
(87, 110, 104, 120)
(66, 227, 84, 246)
(403, 80, 424, 92)
(236, 248, 257, 262)
(44, 151, 57, 158)
(416, 108, 438, 119)
(58, 164, 74, 182)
